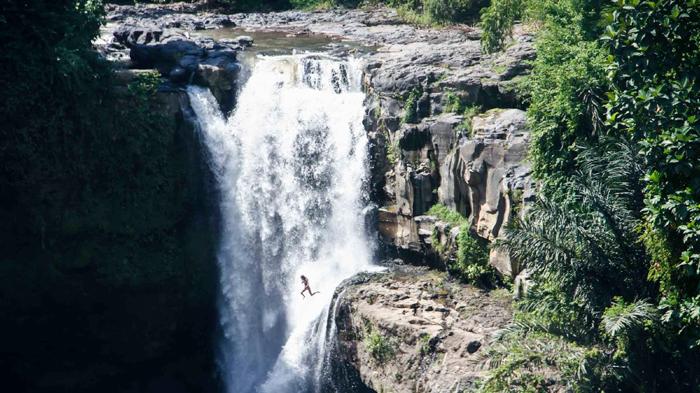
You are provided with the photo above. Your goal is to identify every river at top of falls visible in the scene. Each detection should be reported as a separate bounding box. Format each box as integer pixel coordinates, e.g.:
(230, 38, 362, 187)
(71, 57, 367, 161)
(187, 53, 377, 393)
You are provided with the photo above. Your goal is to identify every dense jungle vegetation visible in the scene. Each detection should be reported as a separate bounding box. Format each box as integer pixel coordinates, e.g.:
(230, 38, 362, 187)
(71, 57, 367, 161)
(479, 0, 700, 391)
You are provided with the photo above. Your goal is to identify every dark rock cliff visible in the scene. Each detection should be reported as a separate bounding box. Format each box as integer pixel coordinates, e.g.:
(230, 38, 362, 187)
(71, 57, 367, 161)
(0, 58, 224, 393)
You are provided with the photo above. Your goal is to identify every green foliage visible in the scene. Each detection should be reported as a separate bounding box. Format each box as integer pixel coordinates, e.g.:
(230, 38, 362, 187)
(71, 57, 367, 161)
(454, 227, 495, 285)
(426, 204, 495, 286)
(481, 0, 700, 390)
(604, 0, 700, 347)
(498, 142, 650, 314)
(424, 0, 484, 23)
(483, 329, 609, 392)
(128, 71, 162, 97)
(601, 298, 656, 343)
(289, 0, 336, 8)
(480, 0, 524, 53)
(418, 333, 432, 355)
(426, 203, 468, 225)
(442, 92, 483, 137)
(443, 91, 463, 113)
(0, 0, 205, 298)
(364, 324, 396, 363)
(481, 0, 608, 178)
(386, 137, 399, 166)
(209, 0, 296, 11)
(0, 0, 219, 389)
(524, 17, 607, 178)
(365, 0, 487, 25)
(480, 0, 604, 53)
(457, 105, 482, 137)
(402, 86, 422, 123)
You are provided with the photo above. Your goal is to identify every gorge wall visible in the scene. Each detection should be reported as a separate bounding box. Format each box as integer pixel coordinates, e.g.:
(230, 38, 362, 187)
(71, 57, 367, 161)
(0, 3, 535, 392)
(0, 77, 221, 392)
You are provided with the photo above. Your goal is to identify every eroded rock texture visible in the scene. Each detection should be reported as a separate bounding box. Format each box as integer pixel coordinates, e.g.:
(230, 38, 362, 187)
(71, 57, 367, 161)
(330, 268, 512, 393)
(356, 20, 536, 278)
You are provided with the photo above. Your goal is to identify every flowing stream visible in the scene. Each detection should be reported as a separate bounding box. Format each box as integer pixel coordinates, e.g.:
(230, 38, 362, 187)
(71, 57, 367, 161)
(187, 54, 374, 393)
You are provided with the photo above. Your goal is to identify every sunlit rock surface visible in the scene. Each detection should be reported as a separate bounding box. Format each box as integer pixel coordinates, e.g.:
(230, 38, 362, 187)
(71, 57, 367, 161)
(330, 267, 512, 393)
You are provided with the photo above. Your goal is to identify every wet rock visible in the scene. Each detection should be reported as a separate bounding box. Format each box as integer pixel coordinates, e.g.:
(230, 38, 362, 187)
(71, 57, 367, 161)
(129, 39, 204, 72)
(169, 66, 189, 84)
(234, 35, 254, 47)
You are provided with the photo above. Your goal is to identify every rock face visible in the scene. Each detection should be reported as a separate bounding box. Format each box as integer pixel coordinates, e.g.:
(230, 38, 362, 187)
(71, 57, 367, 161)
(330, 267, 513, 393)
(97, 6, 244, 113)
(375, 107, 534, 277)
(439, 109, 534, 276)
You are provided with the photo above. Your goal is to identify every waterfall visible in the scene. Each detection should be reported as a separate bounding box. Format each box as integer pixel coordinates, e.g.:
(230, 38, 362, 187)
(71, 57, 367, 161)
(187, 54, 375, 393)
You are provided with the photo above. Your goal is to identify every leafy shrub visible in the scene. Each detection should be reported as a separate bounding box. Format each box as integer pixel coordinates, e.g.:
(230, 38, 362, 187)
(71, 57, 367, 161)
(364, 326, 396, 363)
(426, 203, 468, 225)
(418, 333, 433, 355)
(454, 227, 495, 285)
(386, 137, 399, 166)
(605, 0, 700, 348)
(402, 86, 422, 123)
(480, 0, 523, 53)
(426, 204, 495, 285)
(424, 0, 485, 23)
(482, 326, 611, 393)
(457, 105, 482, 137)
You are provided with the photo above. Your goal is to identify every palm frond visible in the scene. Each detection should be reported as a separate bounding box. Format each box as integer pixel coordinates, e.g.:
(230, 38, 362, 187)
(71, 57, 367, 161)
(601, 299, 657, 339)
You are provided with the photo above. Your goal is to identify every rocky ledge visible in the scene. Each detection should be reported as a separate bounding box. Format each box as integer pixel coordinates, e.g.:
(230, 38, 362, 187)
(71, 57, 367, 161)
(331, 266, 512, 393)
(97, 3, 252, 113)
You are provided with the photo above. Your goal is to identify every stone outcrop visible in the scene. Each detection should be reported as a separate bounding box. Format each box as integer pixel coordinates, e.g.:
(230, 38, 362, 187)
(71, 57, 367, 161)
(330, 267, 513, 393)
(377, 108, 534, 277)
(97, 7, 245, 113)
(439, 109, 534, 276)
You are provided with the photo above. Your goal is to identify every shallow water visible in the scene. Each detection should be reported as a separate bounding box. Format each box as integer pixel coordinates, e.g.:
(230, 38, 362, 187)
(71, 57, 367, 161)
(194, 27, 373, 57)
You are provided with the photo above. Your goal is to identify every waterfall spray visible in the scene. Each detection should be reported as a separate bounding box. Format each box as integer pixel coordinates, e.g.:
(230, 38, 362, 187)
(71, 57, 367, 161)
(188, 54, 374, 393)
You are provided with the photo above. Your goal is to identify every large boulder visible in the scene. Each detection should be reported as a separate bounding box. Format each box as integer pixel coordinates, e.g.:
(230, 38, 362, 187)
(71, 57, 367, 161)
(108, 28, 241, 113)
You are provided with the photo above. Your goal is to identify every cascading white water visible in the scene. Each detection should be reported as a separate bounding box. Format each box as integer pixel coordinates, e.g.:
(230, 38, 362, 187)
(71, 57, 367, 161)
(187, 54, 375, 393)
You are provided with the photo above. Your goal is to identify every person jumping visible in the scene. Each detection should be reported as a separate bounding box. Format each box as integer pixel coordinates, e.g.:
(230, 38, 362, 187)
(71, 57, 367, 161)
(300, 275, 319, 298)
